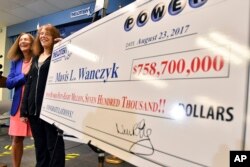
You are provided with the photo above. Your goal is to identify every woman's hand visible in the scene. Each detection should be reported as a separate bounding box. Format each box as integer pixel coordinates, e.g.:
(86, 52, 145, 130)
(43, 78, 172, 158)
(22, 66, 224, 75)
(20, 117, 28, 122)
(54, 38, 63, 44)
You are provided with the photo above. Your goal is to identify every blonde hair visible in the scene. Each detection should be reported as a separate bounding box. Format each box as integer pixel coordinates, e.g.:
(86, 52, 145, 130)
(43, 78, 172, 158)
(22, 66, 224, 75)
(7, 33, 34, 61)
(32, 24, 61, 56)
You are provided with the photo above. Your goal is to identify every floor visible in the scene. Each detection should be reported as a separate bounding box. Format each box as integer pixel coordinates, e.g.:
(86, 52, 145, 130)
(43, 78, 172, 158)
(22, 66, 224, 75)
(0, 126, 136, 167)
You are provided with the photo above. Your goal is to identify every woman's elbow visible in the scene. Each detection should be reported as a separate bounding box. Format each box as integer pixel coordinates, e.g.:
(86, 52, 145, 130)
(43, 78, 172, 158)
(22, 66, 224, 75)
(6, 81, 14, 89)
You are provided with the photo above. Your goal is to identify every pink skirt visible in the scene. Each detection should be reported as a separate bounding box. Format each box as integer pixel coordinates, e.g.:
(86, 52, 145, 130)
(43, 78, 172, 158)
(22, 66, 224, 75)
(8, 108, 32, 137)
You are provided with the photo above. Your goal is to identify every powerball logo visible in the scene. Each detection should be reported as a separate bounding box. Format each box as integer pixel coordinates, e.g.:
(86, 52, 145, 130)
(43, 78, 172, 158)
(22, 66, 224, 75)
(52, 45, 71, 62)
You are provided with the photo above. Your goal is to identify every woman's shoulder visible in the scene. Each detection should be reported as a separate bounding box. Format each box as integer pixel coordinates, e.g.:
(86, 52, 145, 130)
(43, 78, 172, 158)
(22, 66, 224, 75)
(10, 59, 22, 66)
(32, 55, 39, 61)
(30, 56, 39, 65)
(12, 58, 22, 63)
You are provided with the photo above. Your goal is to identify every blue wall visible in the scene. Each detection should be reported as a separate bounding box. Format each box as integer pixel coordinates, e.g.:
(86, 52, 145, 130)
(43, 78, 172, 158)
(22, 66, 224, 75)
(7, 0, 135, 37)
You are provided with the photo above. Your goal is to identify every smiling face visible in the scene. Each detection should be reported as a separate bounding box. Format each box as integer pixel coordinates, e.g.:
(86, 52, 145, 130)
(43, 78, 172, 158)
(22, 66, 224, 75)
(19, 34, 32, 53)
(39, 28, 53, 49)
(32, 24, 60, 56)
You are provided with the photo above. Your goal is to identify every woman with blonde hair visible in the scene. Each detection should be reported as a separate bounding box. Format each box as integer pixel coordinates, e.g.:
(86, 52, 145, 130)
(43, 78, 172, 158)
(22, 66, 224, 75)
(21, 24, 65, 167)
(6, 32, 34, 167)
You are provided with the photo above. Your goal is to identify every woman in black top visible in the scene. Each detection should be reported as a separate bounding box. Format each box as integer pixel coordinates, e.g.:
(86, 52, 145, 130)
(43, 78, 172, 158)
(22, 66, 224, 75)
(21, 24, 65, 167)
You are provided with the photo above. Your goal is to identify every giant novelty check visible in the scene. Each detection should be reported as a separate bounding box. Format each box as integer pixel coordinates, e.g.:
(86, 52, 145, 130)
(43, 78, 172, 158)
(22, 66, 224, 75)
(40, 0, 250, 166)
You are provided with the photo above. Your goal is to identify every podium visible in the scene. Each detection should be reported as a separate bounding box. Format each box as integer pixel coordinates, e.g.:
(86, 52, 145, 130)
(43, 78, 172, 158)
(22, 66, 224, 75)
(0, 76, 6, 88)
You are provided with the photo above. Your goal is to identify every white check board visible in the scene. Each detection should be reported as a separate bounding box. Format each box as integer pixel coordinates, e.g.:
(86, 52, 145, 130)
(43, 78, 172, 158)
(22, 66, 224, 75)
(40, 0, 250, 166)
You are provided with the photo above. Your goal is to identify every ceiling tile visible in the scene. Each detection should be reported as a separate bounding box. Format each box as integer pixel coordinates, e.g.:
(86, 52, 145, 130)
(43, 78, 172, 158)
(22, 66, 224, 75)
(0, 10, 23, 26)
(9, 7, 41, 20)
(11, 0, 40, 6)
(25, 0, 60, 16)
(45, 0, 82, 10)
(0, 0, 20, 10)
